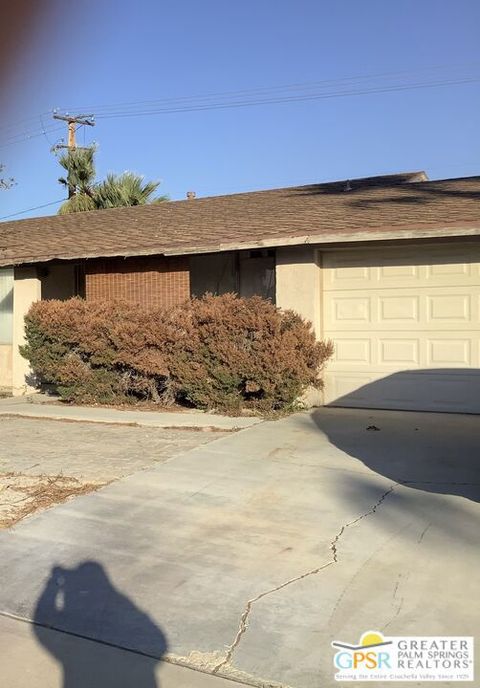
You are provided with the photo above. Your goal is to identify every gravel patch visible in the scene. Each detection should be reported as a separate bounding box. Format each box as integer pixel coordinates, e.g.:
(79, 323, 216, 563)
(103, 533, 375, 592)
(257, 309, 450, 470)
(0, 417, 228, 526)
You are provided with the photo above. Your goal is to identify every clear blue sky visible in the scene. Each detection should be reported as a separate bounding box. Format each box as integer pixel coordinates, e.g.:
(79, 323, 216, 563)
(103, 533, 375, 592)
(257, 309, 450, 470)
(1, 0, 479, 219)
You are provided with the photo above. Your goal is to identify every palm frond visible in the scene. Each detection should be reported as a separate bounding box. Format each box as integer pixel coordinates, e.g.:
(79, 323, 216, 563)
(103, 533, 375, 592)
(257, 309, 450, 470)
(58, 193, 97, 215)
(56, 148, 167, 214)
(93, 172, 162, 208)
(58, 146, 96, 192)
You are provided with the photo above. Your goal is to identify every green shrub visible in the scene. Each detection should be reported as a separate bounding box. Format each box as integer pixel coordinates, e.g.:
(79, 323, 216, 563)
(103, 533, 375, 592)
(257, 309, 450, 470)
(21, 294, 333, 414)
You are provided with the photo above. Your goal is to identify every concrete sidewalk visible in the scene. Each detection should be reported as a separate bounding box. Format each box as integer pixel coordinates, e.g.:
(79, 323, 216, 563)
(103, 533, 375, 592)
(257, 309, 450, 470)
(0, 614, 242, 688)
(0, 397, 261, 431)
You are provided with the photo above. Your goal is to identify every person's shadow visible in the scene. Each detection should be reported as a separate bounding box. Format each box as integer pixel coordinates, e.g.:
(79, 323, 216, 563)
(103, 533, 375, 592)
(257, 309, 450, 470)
(33, 561, 168, 688)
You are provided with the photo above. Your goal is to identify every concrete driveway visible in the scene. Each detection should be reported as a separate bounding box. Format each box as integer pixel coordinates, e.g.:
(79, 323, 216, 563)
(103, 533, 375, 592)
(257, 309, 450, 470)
(0, 408, 478, 687)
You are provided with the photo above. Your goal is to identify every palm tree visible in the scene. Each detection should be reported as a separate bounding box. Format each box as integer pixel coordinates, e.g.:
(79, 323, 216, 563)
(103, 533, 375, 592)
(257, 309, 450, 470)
(58, 147, 96, 214)
(57, 147, 167, 214)
(93, 172, 167, 208)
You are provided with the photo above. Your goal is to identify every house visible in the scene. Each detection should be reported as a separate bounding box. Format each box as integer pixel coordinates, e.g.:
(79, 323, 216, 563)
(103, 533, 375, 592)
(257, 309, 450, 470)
(1, 171, 480, 413)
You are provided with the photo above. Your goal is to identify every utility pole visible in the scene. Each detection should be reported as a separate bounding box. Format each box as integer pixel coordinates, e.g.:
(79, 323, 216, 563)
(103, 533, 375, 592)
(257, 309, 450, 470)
(53, 113, 95, 149)
(52, 113, 95, 197)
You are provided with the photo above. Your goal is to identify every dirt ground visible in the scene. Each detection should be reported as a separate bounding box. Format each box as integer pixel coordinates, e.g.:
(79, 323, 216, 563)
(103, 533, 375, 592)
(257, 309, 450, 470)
(0, 417, 228, 528)
(0, 474, 102, 528)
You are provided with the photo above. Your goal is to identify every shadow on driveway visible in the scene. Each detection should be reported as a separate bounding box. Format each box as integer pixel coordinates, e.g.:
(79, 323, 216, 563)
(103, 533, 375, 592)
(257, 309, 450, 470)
(311, 408, 480, 503)
(310, 407, 480, 550)
(33, 561, 167, 688)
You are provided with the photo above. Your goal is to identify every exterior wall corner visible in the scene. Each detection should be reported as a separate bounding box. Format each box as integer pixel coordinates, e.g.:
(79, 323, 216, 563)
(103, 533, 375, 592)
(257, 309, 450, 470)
(275, 246, 321, 336)
(12, 266, 41, 396)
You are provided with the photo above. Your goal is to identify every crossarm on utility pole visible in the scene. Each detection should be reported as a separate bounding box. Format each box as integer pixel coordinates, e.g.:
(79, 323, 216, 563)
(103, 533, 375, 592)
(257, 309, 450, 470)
(52, 113, 96, 198)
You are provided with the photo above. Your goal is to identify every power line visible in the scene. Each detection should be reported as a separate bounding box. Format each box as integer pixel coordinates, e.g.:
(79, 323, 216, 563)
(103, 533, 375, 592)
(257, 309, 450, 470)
(92, 76, 480, 120)
(0, 127, 60, 146)
(0, 111, 52, 136)
(0, 126, 64, 149)
(4, 62, 477, 132)
(39, 114, 57, 147)
(1, 61, 479, 148)
(0, 199, 64, 220)
(68, 62, 480, 117)
(68, 60, 480, 114)
(7, 66, 480, 135)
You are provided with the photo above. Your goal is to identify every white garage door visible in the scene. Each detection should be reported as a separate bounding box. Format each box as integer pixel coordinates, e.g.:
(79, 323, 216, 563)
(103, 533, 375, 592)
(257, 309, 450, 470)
(322, 244, 480, 413)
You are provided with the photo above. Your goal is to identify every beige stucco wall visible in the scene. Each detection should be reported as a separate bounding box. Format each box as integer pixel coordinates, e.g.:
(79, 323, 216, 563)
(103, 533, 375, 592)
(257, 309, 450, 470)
(275, 246, 321, 335)
(275, 246, 323, 407)
(12, 267, 41, 395)
(0, 344, 12, 390)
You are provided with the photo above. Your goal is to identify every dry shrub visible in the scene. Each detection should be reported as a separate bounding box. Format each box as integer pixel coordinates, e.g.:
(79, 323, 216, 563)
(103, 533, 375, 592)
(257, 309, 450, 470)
(21, 294, 333, 413)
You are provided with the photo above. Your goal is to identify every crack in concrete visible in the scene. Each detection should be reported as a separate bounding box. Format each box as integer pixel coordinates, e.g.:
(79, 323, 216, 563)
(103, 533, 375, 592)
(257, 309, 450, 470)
(327, 519, 412, 627)
(417, 522, 432, 544)
(402, 480, 480, 486)
(382, 571, 408, 632)
(212, 483, 397, 674)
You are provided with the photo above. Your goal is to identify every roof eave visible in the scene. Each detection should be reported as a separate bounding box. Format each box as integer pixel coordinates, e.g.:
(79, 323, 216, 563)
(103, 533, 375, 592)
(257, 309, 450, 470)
(163, 223, 480, 255)
(1, 221, 480, 268)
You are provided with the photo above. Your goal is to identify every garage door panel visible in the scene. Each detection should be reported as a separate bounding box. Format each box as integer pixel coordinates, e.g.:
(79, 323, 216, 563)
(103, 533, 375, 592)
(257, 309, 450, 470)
(379, 264, 418, 279)
(427, 293, 471, 321)
(333, 339, 372, 364)
(328, 296, 371, 324)
(427, 338, 472, 366)
(380, 295, 419, 321)
(331, 265, 370, 283)
(322, 245, 480, 413)
(427, 262, 469, 277)
(380, 338, 420, 364)
(329, 332, 479, 371)
(324, 369, 480, 414)
(323, 246, 480, 290)
(324, 372, 376, 405)
(324, 288, 480, 331)
(331, 336, 421, 367)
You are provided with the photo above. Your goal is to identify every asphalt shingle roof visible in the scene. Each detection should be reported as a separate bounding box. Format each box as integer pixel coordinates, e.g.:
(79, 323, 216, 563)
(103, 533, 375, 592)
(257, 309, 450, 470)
(1, 172, 479, 267)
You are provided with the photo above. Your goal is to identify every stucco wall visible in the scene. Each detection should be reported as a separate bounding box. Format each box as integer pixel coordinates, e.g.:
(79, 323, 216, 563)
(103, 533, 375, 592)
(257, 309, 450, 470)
(0, 344, 12, 390)
(275, 246, 321, 335)
(0, 267, 14, 391)
(12, 267, 41, 395)
(275, 246, 323, 407)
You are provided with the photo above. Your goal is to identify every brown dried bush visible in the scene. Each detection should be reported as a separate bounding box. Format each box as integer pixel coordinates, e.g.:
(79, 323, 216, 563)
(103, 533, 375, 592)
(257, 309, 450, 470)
(21, 294, 333, 413)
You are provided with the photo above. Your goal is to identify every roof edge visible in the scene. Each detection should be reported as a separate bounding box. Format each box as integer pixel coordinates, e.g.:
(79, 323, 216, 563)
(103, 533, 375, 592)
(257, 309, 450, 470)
(2, 219, 479, 267)
(164, 222, 480, 255)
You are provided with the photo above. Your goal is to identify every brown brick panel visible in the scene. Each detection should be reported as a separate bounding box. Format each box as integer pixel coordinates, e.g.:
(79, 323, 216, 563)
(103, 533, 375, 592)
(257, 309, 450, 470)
(85, 256, 190, 308)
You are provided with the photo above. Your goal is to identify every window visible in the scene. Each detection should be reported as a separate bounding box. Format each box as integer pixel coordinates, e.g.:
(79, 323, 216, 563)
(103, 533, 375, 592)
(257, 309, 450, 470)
(0, 268, 13, 344)
(190, 250, 276, 302)
(239, 250, 276, 301)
